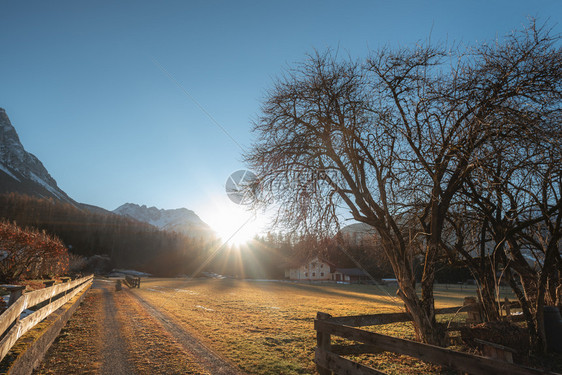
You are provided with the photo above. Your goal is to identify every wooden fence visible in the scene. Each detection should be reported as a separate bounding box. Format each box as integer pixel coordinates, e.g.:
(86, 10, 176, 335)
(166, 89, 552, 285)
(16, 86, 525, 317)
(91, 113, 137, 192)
(314, 305, 561, 375)
(0, 275, 93, 363)
(123, 275, 140, 288)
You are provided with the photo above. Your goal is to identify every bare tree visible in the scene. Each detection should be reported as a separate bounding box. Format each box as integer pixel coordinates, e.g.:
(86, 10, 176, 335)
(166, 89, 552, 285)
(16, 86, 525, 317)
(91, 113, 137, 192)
(453, 24, 562, 351)
(438, 201, 505, 321)
(247, 51, 444, 343)
(246, 21, 561, 346)
(477, 142, 562, 353)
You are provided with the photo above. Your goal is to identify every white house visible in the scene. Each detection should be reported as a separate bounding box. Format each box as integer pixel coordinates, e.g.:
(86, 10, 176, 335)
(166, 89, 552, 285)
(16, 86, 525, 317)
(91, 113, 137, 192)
(285, 256, 335, 281)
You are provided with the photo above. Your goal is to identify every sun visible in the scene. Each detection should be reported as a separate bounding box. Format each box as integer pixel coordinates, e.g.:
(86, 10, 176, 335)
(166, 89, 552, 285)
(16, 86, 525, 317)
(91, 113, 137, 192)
(200, 196, 266, 246)
(213, 213, 263, 246)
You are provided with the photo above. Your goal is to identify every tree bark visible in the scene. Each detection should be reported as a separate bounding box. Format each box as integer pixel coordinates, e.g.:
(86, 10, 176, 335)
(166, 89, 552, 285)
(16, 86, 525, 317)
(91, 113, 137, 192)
(478, 271, 500, 321)
(397, 277, 446, 346)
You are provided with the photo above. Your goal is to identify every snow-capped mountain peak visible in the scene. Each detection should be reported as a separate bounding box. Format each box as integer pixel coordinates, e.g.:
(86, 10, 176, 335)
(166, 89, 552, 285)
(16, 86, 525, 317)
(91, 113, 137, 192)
(113, 203, 213, 237)
(0, 108, 75, 204)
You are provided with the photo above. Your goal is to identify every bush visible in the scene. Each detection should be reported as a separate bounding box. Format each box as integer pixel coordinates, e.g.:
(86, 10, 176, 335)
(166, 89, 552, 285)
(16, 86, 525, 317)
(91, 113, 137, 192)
(0, 220, 69, 282)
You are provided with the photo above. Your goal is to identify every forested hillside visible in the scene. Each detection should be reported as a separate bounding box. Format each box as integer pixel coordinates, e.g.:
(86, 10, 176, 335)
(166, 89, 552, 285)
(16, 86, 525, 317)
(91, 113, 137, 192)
(0, 193, 215, 276)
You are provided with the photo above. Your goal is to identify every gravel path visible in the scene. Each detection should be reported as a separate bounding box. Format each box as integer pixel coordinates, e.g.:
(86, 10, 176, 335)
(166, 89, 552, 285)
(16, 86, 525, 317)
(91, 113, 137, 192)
(127, 289, 244, 375)
(97, 281, 137, 375)
(38, 279, 241, 374)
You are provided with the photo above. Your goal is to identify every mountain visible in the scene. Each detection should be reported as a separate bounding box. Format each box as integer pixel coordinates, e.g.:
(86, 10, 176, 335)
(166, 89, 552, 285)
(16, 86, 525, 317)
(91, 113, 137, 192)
(113, 203, 214, 238)
(339, 222, 377, 245)
(340, 223, 376, 235)
(0, 107, 210, 238)
(0, 108, 76, 205)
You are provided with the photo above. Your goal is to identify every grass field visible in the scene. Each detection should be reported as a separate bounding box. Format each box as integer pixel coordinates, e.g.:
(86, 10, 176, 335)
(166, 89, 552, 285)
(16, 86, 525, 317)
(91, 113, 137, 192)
(135, 279, 497, 375)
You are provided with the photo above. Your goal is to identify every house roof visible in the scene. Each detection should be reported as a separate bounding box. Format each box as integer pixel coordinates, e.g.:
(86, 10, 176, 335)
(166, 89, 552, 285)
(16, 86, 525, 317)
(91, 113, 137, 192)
(285, 256, 337, 269)
(314, 257, 337, 267)
(335, 268, 369, 276)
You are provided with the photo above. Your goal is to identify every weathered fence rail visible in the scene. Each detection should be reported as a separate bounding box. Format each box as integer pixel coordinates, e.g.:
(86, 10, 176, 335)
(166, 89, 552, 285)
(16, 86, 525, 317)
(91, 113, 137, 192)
(314, 304, 560, 375)
(0, 275, 93, 362)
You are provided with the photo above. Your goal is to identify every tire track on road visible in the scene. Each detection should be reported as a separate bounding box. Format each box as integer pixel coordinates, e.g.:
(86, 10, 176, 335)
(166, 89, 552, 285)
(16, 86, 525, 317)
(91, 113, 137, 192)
(98, 281, 137, 375)
(126, 289, 245, 375)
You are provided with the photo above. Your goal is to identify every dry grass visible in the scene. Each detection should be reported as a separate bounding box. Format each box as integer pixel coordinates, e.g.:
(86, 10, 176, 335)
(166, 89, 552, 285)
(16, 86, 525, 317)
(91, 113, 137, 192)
(30, 280, 520, 374)
(34, 288, 103, 375)
(135, 279, 483, 375)
(35, 283, 210, 375)
(113, 288, 210, 374)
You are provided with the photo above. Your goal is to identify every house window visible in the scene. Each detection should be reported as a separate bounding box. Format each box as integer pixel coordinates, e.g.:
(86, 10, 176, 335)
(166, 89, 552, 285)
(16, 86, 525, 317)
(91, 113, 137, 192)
(305, 272, 308, 277)
(312, 272, 316, 277)
(321, 264, 324, 268)
(320, 272, 324, 277)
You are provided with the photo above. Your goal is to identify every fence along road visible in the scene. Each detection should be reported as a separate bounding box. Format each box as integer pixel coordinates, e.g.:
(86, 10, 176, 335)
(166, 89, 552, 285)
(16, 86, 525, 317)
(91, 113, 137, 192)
(0, 275, 93, 362)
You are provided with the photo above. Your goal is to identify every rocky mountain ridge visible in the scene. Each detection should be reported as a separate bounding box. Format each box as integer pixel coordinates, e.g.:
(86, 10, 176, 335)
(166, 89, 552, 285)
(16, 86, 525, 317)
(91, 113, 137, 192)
(0, 108, 76, 204)
(113, 203, 213, 237)
(0, 107, 212, 238)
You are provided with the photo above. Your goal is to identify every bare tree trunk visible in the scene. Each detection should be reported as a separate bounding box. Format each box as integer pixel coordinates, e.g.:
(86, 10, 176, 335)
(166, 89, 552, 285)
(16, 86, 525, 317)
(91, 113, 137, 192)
(507, 268, 547, 354)
(534, 286, 547, 354)
(477, 220, 501, 321)
(478, 270, 501, 321)
(384, 237, 446, 346)
(397, 277, 446, 346)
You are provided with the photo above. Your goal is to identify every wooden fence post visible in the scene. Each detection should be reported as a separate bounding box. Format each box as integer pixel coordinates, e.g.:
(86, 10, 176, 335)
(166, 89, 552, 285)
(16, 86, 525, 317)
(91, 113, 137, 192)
(6, 285, 26, 307)
(464, 297, 482, 324)
(504, 297, 511, 320)
(2, 285, 26, 329)
(316, 312, 333, 375)
(60, 277, 71, 296)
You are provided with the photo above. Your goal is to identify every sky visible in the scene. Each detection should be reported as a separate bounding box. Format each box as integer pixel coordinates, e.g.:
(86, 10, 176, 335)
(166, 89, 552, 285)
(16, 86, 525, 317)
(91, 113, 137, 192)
(1, 1, 560, 240)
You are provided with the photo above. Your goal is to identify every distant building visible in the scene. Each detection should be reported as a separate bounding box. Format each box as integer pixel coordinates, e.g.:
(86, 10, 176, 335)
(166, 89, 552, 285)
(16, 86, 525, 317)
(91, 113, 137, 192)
(284, 256, 335, 281)
(284, 257, 370, 283)
(332, 268, 370, 283)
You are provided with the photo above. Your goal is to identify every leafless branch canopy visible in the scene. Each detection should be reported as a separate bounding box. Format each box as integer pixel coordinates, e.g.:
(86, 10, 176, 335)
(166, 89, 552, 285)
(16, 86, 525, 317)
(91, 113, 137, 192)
(246, 21, 562, 346)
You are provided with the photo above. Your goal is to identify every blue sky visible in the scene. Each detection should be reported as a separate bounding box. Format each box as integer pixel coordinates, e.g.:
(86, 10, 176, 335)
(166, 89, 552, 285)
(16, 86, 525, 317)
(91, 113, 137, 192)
(1, 1, 560, 238)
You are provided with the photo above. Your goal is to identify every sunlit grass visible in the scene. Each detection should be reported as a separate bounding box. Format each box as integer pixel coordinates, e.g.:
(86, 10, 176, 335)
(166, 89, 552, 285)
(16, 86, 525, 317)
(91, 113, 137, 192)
(134, 279, 487, 374)
(115, 288, 210, 374)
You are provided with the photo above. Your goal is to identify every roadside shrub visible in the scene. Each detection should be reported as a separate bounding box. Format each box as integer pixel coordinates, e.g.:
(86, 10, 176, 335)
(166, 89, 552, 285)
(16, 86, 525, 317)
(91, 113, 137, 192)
(68, 252, 88, 274)
(0, 220, 69, 282)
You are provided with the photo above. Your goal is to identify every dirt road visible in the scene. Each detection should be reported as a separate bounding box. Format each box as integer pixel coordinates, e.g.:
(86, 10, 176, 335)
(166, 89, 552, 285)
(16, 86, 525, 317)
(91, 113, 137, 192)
(35, 279, 243, 375)
(128, 290, 243, 375)
(98, 281, 136, 375)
